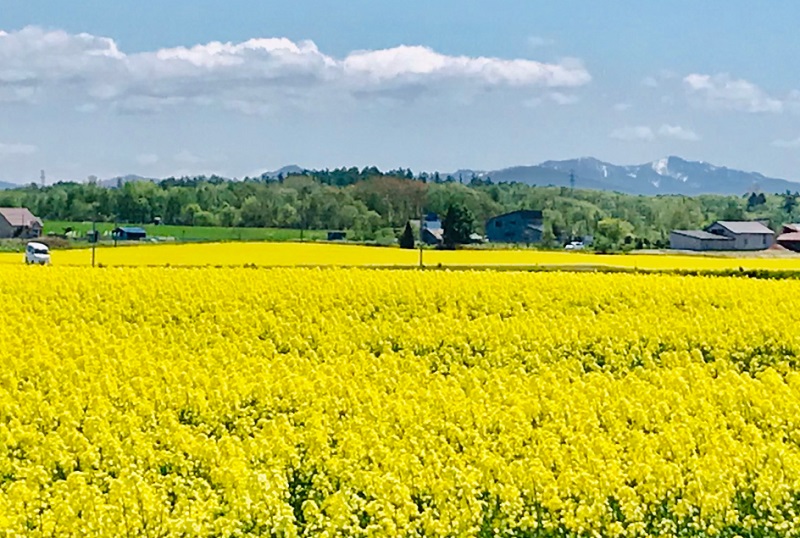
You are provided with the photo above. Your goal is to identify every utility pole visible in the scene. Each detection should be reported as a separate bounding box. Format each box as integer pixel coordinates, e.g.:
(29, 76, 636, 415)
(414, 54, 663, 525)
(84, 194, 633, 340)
(418, 210, 424, 269)
(569, 169, 575, 191)
(91, 219, 97, 267)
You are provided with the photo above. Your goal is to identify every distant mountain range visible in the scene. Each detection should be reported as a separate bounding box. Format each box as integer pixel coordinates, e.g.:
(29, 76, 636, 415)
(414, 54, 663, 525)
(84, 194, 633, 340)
(1, 157, 797, 196)
(477, 156, 800, 196)
(259, 165, 305, 180)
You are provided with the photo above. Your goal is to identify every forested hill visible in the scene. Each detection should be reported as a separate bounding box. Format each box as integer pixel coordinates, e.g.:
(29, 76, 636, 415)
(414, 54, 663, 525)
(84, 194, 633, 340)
(0, 167, 798, 248)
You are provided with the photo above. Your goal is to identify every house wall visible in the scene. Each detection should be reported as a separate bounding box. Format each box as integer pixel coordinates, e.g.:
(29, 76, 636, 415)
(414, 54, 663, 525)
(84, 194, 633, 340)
(731, 233, 773, 250)
(669, 233, 733, 251)
(779, 240, 800, 253)
(705, 223, 773, 250)
(20, 224, 42, 239)
(669, 233, 700, 251)
(0, 218, 13, 239)
(486, 214, 543, 243)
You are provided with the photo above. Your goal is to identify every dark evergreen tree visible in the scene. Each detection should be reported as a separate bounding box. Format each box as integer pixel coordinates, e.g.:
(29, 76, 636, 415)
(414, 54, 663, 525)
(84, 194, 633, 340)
(442, 203, 474, 249)
(783, 190, 797, 215)
(399, 221, 416, 249)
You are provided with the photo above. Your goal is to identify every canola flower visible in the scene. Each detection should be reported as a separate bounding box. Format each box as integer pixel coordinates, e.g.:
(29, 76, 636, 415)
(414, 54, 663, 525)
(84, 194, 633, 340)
(3, 241, 800, 271)
(2, 266, 800, 536)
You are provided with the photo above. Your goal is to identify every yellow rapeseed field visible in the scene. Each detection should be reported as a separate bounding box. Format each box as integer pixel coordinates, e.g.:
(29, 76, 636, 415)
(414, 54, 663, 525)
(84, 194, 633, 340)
(3, 241, 800, 271)
(2, 265, 800, 536)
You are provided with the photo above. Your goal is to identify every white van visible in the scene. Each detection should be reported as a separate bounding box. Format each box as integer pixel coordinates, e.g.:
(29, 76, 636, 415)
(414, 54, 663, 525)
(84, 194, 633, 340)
(25, 242, 50, 265)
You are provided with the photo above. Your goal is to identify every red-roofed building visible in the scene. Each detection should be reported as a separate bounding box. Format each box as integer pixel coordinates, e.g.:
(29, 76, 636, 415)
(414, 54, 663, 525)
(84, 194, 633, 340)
(776, 224, 800, 252)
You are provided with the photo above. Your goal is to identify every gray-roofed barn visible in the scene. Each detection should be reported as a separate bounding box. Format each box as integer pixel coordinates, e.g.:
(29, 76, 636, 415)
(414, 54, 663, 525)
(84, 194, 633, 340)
(669, 230, 733, 251)
(709, 221, 774, 235)
(670, 220, 774, 251)
(705, 221, 774, 250)
(0, 207, 43, 239)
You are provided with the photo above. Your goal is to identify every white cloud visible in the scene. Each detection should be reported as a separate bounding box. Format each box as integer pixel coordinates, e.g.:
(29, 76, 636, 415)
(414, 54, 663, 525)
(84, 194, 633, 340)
(683, 73, 783, 113)
(137, 153, 159, 166)
(610, 124, 699, 143)
(0, 142, 37, 158)
(609, 126, 655, 142)
(342, 46, 589, 88)
(613, 102, 632, 112)
(772, 137, 800, 149)
(658, 124, 700, 141)
(0, 27, 592, 114)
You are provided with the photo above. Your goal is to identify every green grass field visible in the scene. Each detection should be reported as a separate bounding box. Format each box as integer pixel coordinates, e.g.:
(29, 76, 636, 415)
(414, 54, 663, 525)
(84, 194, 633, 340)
(43, 221, 327, 243)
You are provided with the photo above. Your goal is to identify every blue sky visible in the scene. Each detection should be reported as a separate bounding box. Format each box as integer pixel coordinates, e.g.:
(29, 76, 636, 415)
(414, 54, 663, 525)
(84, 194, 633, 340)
(1, 1, 800, 183)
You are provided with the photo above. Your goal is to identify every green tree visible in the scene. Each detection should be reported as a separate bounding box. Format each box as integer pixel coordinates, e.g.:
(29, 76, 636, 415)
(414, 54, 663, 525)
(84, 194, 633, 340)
(442, 203, 475, 249)
(399, 221, 416, 249)
(218, 205, 241, 227)
(721, 199, 746, 221)
(594, 218, 635, 253)
(783, 190, 798, 216)
(192, 210, 218, 227)
(180, 203, 203, 226)
(240, 196, 268, 228)
(747, 192, 767, 211)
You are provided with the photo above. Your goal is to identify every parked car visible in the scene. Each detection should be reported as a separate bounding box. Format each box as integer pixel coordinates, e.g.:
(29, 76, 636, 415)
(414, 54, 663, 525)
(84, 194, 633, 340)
(564, 241, 585, 251)
(25, 241, 50, 265)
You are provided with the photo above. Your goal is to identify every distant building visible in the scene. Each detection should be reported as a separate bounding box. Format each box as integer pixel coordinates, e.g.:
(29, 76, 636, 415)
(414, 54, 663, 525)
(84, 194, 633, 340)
(112, 226, 147, 241)
(422, 227, 444, 246)
(420, 213, 443, 246)
(486, 210, 544, 243)
(0, 207, 43, 239)
(670, 221, 774, 251)
(669, 230, 734, 251)
(422, 213, 441, 230)
(776, 224, 800, 252)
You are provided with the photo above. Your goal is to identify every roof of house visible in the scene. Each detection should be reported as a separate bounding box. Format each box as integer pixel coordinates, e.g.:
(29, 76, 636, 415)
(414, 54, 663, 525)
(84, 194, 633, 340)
(0, 207, 43, 227)
(778, 232, 800, 242)
(423, 228, 444, 240)
(115, 226, 147, 234)
(784, 224, 800, 233)
(671, 230, 733, 241)
(711, 221, 774, 234)
(487, 209, 543, 223)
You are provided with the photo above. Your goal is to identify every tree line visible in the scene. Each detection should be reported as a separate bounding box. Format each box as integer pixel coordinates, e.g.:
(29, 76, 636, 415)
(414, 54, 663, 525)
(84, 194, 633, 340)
(1, 167, 798, 250)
